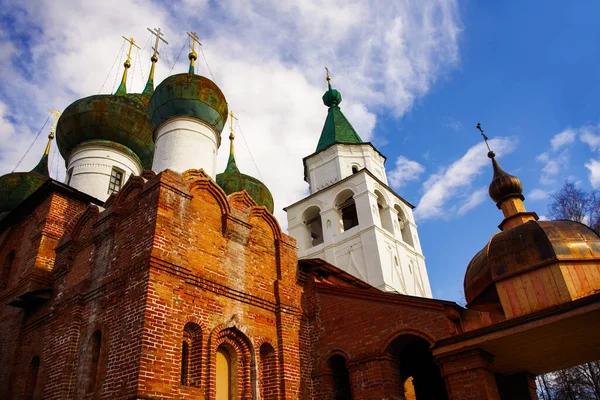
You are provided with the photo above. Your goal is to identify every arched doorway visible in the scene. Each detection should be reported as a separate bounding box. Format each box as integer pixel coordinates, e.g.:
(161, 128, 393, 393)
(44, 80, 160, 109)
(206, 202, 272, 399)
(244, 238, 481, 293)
(386, 335, 447, 400)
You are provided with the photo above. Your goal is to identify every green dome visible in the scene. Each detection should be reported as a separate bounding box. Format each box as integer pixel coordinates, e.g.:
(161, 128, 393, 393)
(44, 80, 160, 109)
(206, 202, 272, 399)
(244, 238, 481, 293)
(322, 87, 342, 107)
(216, 152, 274, 213)
(56, 93, 155, 169)
(148, 73, 228, 136)
(0, 171, 48, 216)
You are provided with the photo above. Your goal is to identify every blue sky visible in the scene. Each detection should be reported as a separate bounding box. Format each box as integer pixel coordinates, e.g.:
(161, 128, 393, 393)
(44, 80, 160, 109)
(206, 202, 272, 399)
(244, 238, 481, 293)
(1, 1, 599, 303)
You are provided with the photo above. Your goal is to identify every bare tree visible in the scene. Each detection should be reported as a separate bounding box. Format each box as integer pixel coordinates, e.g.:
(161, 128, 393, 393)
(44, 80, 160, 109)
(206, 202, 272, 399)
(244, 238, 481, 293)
(547, 182, 600, 233)
(537, 183, 600, 399)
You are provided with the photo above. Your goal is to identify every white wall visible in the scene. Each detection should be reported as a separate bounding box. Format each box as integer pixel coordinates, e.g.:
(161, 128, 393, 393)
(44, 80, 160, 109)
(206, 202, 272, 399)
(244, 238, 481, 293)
(66, 141, 142, 201)
(152, 116, 220, 178)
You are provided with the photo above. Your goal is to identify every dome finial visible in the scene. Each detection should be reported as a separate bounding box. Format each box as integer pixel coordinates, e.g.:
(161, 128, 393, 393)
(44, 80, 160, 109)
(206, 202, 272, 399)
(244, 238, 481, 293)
(143, 28, 169, 96)
(322, 67, 342, 107)
(32, 110, 60, 177)
(115, 36, 140, 96)
(187, 31, 201, 75)
(228, 111, 238, 156)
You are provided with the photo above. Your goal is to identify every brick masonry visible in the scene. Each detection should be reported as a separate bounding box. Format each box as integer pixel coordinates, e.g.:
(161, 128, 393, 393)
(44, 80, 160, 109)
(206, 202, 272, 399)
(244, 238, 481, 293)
(0, 170, 540, 399)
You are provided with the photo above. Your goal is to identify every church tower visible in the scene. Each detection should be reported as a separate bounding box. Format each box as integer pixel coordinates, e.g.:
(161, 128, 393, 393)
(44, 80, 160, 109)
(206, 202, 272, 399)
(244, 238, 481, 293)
(148, 33, 228, 177)
(285, 73, 432, 297)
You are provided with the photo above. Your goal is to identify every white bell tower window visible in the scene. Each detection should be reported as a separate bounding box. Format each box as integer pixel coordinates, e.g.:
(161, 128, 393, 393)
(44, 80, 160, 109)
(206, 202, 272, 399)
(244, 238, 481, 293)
(303, 206, 324, 247)
(108, 167, 124, 194)
(395, 205, 414, 246)
(335, 189, 359, 232)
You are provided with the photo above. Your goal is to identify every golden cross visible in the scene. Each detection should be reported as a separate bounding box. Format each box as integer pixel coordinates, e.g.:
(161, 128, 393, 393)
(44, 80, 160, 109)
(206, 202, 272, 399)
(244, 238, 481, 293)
(229, 111, 238, 137)
(121, 36, 141, 63)
(187, 31, 202, 53)
(48, 110, 61, 135)
(325, 67, 331, 83)
(147, 27, 169, 57)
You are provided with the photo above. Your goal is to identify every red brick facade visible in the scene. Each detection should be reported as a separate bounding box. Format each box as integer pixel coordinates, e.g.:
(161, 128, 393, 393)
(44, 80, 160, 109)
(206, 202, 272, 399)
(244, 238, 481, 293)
(0, 171, 548, 399)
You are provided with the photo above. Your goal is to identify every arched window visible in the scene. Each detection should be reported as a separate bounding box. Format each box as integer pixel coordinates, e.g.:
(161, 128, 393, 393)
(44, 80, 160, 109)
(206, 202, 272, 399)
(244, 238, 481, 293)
(181, 322, 202, 387)
(24, 356, 40, 400)
(303, 206, 323, 247)
(335, 190, 359, 232)
(375, 191, 394, 233)
(328, 354, 352, 400)
(84, 330, 102, 395)
(260, 343, 277, 400)
(394, 205, 414, 246)
(216, 345, 235, 400)
(351, 165, 360, 174)
(1, 250, 15, 291)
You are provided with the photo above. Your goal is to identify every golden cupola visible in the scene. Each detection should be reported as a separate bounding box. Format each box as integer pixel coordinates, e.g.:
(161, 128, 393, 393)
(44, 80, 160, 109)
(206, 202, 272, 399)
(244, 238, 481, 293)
(464, 149, 600, 318)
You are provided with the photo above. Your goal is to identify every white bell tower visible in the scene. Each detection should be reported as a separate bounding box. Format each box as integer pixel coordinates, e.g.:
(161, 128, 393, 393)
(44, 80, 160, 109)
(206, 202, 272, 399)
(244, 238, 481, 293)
(285, 76, 432, 297)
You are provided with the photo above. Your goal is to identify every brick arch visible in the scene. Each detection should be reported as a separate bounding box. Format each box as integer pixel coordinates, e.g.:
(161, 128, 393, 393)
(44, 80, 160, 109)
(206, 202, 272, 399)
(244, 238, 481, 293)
(228, 190, 258, 212)
(65, 205, 99, 244)
(207, 324, 256, 400)
(247, 207, 283, 241)
(187, 171, 232, 216)
(257, 339, 279, 400)
(318, 348, 353, 374)
(109, 175, 145, 213)
(379, 327, 436, 354)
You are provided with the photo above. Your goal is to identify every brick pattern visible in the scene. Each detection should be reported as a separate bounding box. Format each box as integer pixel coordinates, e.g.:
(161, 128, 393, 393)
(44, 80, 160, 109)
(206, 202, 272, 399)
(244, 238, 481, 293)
(436, 349, 501, 400)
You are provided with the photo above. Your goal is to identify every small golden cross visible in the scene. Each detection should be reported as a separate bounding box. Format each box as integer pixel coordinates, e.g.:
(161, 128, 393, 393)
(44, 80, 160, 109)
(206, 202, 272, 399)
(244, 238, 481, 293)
(48, 110, 61, 135)
(229, 111, 238, 137)
(147, 27, 169, 57)
(121, 36, 141, 63)
(187, 31, 202, 53)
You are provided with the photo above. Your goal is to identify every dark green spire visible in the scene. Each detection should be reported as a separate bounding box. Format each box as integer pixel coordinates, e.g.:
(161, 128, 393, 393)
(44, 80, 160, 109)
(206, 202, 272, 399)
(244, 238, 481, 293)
(315, 77, 363, 153)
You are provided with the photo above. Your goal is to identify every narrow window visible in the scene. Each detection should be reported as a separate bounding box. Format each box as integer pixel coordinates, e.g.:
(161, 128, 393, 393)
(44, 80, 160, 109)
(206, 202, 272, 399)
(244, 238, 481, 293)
(216, 347, 232, 400)
(260, 343, 277, 400)
(181, 323, 202, 387)
(85, 331, 102, 394)
(1, 250, 15, 291)
(329, 355, 352, 400)
(351, 165, 359, 174)
(107, 167, 124, 194)
(181, 340, 190, 385)
(395, 205, 414, 246)
(24, 356, 40, 400)
(335, 191, 359, 232)
(66, 167, 74, 185)
(303, 206, 323, 247)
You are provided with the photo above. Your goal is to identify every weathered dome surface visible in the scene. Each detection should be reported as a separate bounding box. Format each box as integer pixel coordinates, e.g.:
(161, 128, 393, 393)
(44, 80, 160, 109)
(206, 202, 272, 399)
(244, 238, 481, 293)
(465, 220, 600, 308)
(488, 152, 524, 206)
(56, 94, 155, 169)
(0, 171, 48, 217)
(216, 154, 274, 213)
(148, 73, 228, 135)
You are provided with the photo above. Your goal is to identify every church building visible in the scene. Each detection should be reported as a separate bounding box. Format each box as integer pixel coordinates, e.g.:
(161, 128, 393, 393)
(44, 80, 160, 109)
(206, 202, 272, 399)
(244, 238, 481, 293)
(1, 31, 600, 400)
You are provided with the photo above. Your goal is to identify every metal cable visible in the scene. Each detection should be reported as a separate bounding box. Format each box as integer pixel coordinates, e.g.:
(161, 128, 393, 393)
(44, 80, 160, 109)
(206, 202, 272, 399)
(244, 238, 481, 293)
(111, 44, 125, 93)
(12, 114, 50, 172)
(168, 37, 188, 76)
(199, 45, 217, 83)
(235, 118, 264, 181)
(98, 41, 125, 94)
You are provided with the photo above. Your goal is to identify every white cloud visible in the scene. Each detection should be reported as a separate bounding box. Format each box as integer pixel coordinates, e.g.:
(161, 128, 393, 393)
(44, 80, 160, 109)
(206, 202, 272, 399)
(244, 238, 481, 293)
(585, 159, 600, 189)
(0, 0, 462, 227)
(414, 137, 516, 221)
(445, 118, 463, 132)
(537, 151, 569, 186)
(550, 128, 576, 151)
(527, 188, 550, 201)
(387, 155, 425, 189)
(457, 187, 487, 216)
(580, 125, 600, 151)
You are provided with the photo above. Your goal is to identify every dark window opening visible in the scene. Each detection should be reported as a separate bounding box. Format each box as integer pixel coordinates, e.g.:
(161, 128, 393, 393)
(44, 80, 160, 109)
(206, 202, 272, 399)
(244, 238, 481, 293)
(108, 167, 124, 194)
(329, 355, 352, 400)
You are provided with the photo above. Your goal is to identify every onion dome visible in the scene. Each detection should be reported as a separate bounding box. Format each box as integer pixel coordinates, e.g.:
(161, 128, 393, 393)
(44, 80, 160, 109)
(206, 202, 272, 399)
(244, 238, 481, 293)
(216, 127, 274, 213)
(0, 133, 53, 218)
(147, 52, 228, 138)
(464, 144, 600, 315)
(464, 220, 600, 311)
(316, 73, 363, 153)
(488, 151, 524, 207)
(56, 39, 155, 169)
